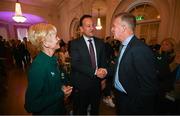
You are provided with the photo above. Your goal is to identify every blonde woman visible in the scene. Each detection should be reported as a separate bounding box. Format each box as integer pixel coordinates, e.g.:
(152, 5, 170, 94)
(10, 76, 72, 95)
(155, 38, 176, 114)
(24, 23, 73, 115)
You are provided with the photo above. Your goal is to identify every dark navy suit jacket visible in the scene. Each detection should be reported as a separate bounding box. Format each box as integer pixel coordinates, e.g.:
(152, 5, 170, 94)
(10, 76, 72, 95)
(117, 35, 158, 97)
(69, 36, 107, 91)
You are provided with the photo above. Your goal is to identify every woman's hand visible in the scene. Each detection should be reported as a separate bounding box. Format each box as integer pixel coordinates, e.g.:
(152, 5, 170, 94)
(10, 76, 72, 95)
(61, 85, 73, 100)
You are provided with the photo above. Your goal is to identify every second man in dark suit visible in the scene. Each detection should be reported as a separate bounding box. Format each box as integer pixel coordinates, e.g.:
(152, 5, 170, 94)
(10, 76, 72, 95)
(111, 12, 158, 114)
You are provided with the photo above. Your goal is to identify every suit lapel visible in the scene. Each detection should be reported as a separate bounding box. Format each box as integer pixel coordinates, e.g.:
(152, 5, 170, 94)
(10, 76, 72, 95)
(80, 36, 92, 65)
(120, 36, 136, 65)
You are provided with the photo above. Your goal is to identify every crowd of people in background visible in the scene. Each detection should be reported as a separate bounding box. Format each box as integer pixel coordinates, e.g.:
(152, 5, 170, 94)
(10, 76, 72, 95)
(0, 13, 180, 115)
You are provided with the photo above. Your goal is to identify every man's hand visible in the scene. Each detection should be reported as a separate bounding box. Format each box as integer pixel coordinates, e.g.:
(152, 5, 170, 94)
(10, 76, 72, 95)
(96, 68, 107, 79)
(101, 79, 106, 90)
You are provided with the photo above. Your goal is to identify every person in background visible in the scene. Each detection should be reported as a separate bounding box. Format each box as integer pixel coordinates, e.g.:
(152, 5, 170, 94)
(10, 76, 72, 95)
(156, 38, 175, 92)
(149, 38, 161, 53)
(155, 38, 176, 114)
(0, 35, 5, 58)
(174, 48, 180, 114)
(24, 23, 73, 115)
(58, 45, 70, 66)
(169, 43, 180, 114)
(22, 37, 31, 65)
(140, 37, 146, 43)
(111, 12, 158, 114)
(102, 36, 115, 108)
(69, 14, 107, 115)
(175, 64, 180, 114)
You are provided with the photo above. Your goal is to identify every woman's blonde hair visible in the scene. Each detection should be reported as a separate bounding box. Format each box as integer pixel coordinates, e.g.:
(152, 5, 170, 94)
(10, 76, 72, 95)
(160, 38, 175, 53)
(161, 38, 175, 47)
(28, 23, 57, 50)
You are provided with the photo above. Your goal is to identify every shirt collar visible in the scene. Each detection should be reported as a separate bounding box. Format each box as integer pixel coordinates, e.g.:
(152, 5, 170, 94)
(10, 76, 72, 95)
(83, 35, 94, 42)
(122, 34, 134, 46)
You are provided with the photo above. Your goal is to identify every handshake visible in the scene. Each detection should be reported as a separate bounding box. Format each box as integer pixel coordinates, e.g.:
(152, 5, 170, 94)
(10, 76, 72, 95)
(96, 68, 107, 79)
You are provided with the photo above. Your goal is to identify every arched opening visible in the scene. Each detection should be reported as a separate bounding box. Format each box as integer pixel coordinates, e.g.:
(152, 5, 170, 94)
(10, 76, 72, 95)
(69, 18, 80, 40)
(129, 4, 160, 44)
(111, 1, 161, 45)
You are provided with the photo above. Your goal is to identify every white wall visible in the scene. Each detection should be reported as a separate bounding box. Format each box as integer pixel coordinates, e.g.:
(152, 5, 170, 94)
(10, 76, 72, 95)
(0, 0, 179, 44)
(0, 1, 57, 39)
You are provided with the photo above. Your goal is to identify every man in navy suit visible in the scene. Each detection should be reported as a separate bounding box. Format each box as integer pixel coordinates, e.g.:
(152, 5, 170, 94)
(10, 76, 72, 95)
(111, 12, 158, 114)
(69, 15, 107, 115)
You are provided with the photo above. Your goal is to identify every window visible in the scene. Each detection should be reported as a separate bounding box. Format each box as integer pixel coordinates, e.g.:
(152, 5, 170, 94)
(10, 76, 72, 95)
(130, 4, 160, 44)
(0, 26, 8, 40)
(17, 28, 28, 41)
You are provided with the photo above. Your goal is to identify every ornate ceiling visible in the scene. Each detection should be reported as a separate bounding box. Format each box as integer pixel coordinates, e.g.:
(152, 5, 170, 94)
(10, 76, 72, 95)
(1, 0, 108, 16)
(1, 0, 64, 8)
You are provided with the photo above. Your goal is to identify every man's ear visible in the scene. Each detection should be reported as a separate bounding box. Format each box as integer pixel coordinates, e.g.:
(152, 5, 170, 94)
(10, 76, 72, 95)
(123, 26, 126, 32)
(80, 27, 83, 33)
(122, 25, 126, 32)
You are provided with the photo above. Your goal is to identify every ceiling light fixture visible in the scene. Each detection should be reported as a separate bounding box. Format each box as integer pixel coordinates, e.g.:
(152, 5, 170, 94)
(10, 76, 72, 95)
(12, 0, 26, 23)
(95, 8, 102, 30)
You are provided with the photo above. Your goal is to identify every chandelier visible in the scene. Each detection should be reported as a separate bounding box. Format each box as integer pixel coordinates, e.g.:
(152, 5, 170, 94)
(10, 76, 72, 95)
(95, 9, 102, 30)
(12, 0, 26, 23)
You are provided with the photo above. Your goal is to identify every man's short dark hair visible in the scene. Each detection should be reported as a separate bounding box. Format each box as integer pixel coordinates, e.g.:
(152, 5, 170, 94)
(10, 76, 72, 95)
(79, 15, 92, 26)
(115, 12, 136, 31)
